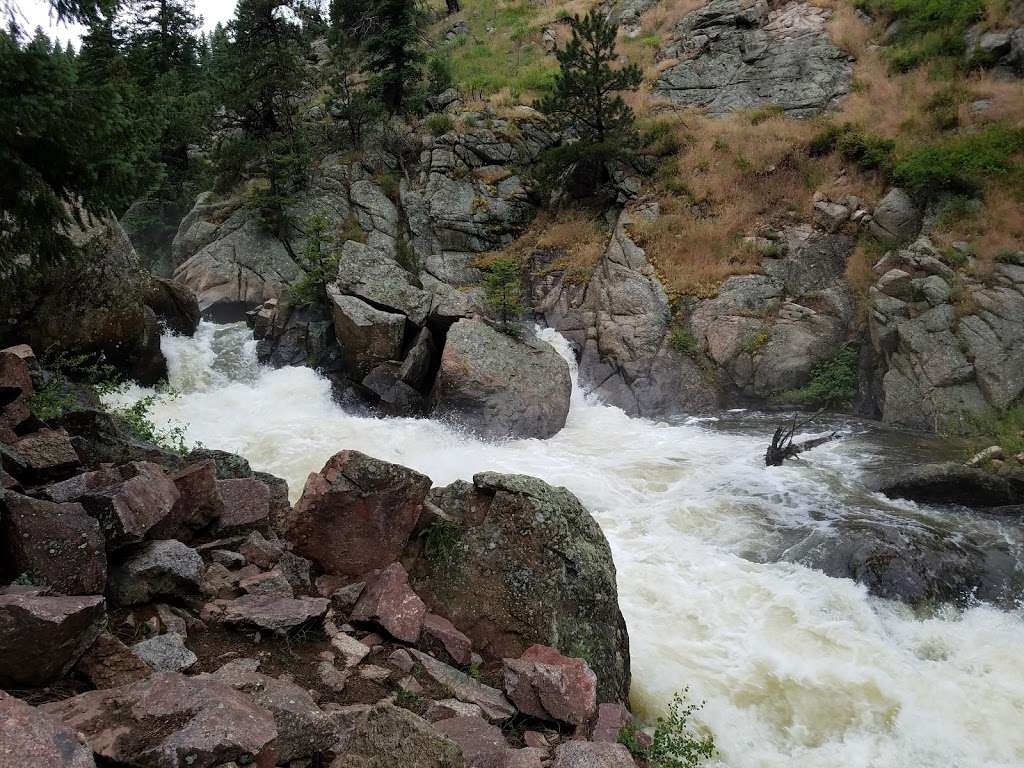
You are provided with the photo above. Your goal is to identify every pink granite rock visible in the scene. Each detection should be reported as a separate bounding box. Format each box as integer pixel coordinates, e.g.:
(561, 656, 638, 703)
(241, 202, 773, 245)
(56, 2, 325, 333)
(503, 645, 597, 726)
(350, 562, 426, 642)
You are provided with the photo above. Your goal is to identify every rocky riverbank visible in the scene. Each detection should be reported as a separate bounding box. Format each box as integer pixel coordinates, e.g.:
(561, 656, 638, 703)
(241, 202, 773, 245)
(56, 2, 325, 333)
(0, 347, 640, 767)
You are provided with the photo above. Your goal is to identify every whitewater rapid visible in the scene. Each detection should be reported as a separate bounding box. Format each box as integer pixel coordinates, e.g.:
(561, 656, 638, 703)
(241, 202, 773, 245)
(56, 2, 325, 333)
(112, 322, 1024, 768)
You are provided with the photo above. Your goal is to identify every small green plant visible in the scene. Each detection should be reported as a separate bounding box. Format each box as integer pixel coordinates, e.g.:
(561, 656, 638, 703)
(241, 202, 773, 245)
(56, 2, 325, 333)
(395, 237, 420, 273)
(467, 660, 482, 680)
(110, 393, 192, 456)
(807, 123, 894, 172)
(749, 105, 784, 125)
(29, 349, 121, 422)
(963, 405, 1024, 461)
(648, 689, 716, 768)
(423, 518, 463, 568)
(480, 255, 523, 327)
(373, 171, 401, 201)
(394, 688, 428, 715)
(741, 328, 771, 355)
(426, 53, 455, 95)
(618, 721, 646, 757)
(642, 120, 684, 157)
(426, 113, 455, 136)
(778, 344, 859, 408)
(669, 326, 698, 357)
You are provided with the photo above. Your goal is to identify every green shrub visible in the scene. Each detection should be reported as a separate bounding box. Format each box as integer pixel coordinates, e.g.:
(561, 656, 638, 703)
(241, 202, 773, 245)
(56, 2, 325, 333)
(643, 120, 684, 157)
(890, 124, 1024, 200)
(373, 171, 401, 200)
(424, 518, 463, 568)
(29, 349, 120, 422)
(618, 722, 646, 757)
(807, 123, 894, 171)
(110, 393, 191, 456)
(426, 54, 455, 94)
(289, 211, 341, 307)
(426, 113, 455, 136)
(859, 0, 986, 71)
(669, 326, 698, 356)
(741, 328, 771, 355)
(648, 690, 716, 768)
(964, 405, 1024, 461)
(779, 344, 859, 408)
(480, 255, 523, 326)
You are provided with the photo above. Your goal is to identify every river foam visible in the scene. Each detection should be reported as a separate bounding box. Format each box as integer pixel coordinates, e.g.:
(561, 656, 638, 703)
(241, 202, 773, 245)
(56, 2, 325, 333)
(109, 322, 1024, 768)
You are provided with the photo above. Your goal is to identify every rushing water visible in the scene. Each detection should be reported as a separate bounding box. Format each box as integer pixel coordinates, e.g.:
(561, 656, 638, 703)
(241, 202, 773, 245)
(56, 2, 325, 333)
(111, 322, 1024, 768)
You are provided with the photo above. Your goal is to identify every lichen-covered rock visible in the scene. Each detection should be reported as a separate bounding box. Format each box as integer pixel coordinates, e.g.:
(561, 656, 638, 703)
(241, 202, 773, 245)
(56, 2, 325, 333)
(655, 0, 853, 116)
(432, 319, 571, 440)
(131, 632, 197, 672)
(331, 702, 465, 768)
(333, 240, 432, 325)
(0, 492, 106, 595)
(288, 450, 431, 576)
(0, 691, 96, 768)
(42, 672, 278, 768)
(0, 593, 106, 686)
(408, 473, 630, 703)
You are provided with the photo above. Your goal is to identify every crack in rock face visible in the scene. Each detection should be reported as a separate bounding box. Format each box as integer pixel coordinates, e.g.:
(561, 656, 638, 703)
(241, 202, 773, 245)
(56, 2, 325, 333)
(655, 0, 854, 117)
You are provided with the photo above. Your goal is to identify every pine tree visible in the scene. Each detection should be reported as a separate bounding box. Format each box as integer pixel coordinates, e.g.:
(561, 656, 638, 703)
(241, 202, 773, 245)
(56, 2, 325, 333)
(121, 0, 201, 85)
(537, 10, 642, 196)
(362, 0, 425, 113)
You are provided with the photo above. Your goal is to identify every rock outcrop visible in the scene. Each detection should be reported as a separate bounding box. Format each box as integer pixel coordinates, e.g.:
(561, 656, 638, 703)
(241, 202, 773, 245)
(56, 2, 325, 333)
(530, 209, 718, 417)
(866, 238, 1024, 431)
(0, 215, 167, 384)
(655, 0, 854, 116)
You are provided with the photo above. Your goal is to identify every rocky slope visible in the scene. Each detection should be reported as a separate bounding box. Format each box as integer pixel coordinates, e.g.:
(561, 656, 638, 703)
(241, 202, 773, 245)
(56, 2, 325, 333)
(0, 350, 638, 767)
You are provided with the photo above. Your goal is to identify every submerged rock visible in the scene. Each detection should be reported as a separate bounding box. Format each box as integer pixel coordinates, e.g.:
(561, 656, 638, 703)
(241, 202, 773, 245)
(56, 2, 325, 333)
(877, 463, 1024, 508)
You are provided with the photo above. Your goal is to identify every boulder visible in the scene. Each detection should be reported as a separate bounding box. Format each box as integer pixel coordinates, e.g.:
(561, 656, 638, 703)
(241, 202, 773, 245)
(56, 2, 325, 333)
(216, 594, 329, 632)
(432, 319, 571, 440)
(216, 476, 271, 530)
(409, 650, 516, 722)
(333, 240, 432, 325)
(552, 742, 635, 768)
(329, 289, 407, 379)
(434, 716, 543, 768)
(0, 593, 105, 686)
(0, 691, 96, 768)
(0, 492, 106, 595)
(876, 463, 1023, 507)
(143, 276, 201, 336)
(869, 188, 922, 242)
(131, 632, 197, 672)
(108, 540, 204, 606)
(409, 473, 630, 703)
(41, 461, 180, 549)
(288, 450, 431, 576)
(149, 460, 224, 541)
(42, 672, 277, 767)
(11, 428, 80, 482)
(75, 631, 152, 689)
(208, 660, 339, 763)
(0, 215, 167, 384)
(238, 569, 294, 597)
(421, 612, 473, 666)
(351, 563, 427, 642)
(331, 702, 465, 768)
(238, 530, 284, 569)
(502, 645, 598, 725)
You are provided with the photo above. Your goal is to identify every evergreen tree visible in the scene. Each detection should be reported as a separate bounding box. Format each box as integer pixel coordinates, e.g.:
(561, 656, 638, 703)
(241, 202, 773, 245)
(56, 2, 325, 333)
(362, 0, 425, 113)
(537, 10, 642, 196)
(0, 18, 159, 272)
(121, 0, 202, 85)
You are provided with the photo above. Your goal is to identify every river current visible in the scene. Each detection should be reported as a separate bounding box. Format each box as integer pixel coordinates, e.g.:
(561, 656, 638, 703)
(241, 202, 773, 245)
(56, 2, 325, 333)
(110, 321, 1024, 768)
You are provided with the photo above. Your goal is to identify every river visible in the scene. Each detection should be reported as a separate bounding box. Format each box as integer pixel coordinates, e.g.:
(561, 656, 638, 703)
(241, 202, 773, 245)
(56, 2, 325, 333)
(109, 321, 1024, 768)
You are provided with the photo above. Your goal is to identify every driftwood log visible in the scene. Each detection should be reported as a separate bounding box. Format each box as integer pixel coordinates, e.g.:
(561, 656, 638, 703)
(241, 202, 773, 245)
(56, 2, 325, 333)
(765, 411, 842, 466)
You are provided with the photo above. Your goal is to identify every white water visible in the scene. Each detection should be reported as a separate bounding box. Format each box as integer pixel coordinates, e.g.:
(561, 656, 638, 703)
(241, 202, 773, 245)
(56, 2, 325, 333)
(113, 322, 1024, 768)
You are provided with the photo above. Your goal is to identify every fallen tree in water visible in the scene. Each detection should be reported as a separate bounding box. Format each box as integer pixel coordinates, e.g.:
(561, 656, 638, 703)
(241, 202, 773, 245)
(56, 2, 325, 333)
(765, 411, 841, 466)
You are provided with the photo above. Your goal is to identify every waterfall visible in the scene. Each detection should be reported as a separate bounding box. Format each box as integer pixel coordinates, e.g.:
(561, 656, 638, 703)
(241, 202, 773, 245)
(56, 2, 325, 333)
(108, 321, 1024, 768)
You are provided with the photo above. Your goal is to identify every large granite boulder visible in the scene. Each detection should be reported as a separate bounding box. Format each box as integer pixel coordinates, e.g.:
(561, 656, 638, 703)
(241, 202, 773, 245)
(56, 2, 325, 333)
(0, 691, 96, 768)
(655, 0, 853, 116)
(0, 215, 167, 384)
(432, 319, 571, 440)
(868, 188, 922, 242)
(408, 473, 630, 703)
(329, 289, 408, 379)
(142, 276, 201, 336)
(0, 593, 106, 686)
(41, 672, 278, 767)
(287, 451, 432, 576)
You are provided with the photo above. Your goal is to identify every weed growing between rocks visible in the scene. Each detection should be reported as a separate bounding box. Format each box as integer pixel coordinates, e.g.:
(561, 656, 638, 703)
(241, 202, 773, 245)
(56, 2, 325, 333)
(964, 405, 1024, 464)
(618, 689, 716, 768)
(778, 344, 860, 408)
(423, 518, 464, 568)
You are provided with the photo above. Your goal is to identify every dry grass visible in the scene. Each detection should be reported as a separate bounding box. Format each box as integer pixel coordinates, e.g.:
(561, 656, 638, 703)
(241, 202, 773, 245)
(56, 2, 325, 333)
(627, 110, 852, 296)
(929, 194, 1024, 272)
(483, 209, 609, 282)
